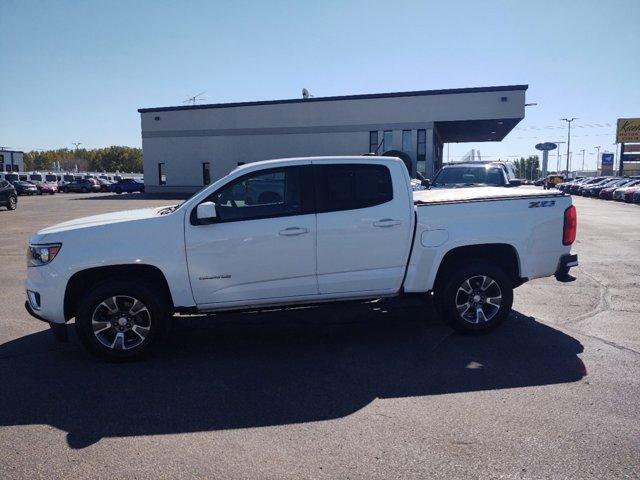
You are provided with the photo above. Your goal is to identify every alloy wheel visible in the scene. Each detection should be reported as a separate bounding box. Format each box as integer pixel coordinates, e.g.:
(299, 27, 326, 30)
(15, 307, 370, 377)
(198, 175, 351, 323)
(455, 275, 502, 324)
(91, 295, 152, 350)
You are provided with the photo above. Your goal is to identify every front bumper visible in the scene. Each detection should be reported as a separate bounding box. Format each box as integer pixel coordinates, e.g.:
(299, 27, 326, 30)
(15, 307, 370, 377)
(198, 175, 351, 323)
(24, 301, 68, 342)
(555, 253, 578, 281)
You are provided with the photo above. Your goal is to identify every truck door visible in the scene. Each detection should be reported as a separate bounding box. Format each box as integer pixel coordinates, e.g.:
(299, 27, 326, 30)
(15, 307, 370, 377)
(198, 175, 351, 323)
(314, 161, 413, 295)
(185, 164, 318, 306)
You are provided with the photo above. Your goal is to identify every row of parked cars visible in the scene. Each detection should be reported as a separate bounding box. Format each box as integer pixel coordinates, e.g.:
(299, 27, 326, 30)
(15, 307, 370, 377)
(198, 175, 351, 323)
(557, 176, 640, 202)
(0, 171, 145, 211)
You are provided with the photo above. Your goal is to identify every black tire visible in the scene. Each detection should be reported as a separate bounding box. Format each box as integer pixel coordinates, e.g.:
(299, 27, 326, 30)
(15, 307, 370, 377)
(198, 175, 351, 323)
(81, 187, 88, 193)
(7, 195, 17, 210)
(74, 279, 171, 361)
(434, 260, 513, 334)
(115, 187, 122, 194)
(62, 187, 69, 193)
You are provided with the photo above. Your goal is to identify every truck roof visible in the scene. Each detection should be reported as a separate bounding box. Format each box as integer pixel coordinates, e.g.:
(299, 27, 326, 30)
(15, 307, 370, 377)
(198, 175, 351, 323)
(414, 186, 563, 205)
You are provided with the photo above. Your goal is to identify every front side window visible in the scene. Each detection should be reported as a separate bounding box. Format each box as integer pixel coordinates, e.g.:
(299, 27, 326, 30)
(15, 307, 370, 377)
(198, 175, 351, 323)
(315, 164, 392, 213)
(207, 167, 304, 222)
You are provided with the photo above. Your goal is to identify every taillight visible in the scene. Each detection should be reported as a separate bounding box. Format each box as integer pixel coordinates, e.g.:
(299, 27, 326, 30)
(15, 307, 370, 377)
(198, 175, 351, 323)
(563, 205, 577, 245)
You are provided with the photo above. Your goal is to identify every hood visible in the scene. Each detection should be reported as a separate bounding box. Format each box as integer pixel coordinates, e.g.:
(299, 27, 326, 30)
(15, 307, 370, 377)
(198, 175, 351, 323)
(36, 206, 172, 236)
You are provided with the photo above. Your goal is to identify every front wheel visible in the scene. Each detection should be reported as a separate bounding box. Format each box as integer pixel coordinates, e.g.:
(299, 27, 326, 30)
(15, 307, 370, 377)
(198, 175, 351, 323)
(75, 280, 171, 361)
(115, 187, 122, 194)
(7, 195, 17, 210)
(434, 260, 513, 334)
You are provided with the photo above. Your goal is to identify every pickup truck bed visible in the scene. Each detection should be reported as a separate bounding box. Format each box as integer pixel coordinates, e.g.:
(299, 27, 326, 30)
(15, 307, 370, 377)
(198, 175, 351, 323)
(413, 186, 563, 205)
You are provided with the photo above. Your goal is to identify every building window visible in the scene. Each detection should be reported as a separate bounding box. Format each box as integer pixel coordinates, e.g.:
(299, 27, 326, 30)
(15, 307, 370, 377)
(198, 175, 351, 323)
(383, 130, 393, 152)
(158, 163, 166, 186)
(202, 162, 211, 185)
(402, 130, 412, 153)
(417, 129, 427, 176)
(369, 131, 378, 153)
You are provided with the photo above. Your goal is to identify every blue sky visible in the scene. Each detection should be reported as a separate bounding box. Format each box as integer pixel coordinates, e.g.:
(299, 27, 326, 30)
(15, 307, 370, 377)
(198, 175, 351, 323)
(1, 0, 638, 170)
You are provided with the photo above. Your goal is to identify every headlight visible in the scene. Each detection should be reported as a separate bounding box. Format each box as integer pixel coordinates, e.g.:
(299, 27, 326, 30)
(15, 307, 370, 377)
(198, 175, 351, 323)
(28, 243, 62, 267)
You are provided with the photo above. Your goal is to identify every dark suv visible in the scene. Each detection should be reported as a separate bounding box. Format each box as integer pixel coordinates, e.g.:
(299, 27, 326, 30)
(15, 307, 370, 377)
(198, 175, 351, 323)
(430, 162, 521, 189)
(61, 178, 101, 193)
(0, 180, 18, 210)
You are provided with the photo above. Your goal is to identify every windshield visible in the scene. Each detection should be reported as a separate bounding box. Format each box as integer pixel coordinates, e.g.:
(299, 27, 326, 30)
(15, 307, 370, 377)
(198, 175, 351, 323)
(432, 166, 504, 187)
(45, 174, 57, 182)
(5, 173, 19, 182)
(29, 174, 43, 181)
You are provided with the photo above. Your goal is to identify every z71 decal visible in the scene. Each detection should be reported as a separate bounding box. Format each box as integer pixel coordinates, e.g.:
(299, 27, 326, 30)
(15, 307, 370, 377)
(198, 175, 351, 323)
(528, 200, 556, 208)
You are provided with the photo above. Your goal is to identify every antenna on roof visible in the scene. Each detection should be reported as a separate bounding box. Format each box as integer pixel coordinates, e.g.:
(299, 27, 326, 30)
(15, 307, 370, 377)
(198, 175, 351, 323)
(302, 88, 314, 99)
(184, 92, 207, 105)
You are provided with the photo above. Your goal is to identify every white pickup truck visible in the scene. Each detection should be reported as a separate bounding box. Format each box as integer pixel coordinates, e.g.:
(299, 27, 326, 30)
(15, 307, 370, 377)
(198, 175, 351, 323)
(25, 156, 578, 360)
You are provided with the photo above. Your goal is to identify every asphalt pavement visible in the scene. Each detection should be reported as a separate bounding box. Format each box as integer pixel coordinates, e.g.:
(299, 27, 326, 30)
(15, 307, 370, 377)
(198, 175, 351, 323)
(0, 192, 638, 479)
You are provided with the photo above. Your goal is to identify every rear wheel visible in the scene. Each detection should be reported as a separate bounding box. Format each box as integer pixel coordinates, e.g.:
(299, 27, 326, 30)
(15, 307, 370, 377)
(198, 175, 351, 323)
(115, 187, 122, 194)
(7, 195, 17, 210)
(434, 260, 513, 334)
(81, 187, 88, 193)
(75, 280, 171, 361)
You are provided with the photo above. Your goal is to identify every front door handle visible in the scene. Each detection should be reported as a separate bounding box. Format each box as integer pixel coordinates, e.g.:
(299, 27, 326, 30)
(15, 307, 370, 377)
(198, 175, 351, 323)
(373, 219, 402, 227)
(279, 227, 309, 236)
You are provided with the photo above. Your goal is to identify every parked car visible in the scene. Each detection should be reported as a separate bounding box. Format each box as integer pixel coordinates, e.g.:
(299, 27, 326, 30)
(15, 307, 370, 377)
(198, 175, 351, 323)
(557, 177, 585, 193)
(37, 182, 58, 195)
(571, 177, 606, 195)
(599, 179, 640, 200)
(430, 162, 521, 189)
(581, 178, 623, 197)
(12, 180, 39, 196)
(623, 186, 640, 203)
(96, 178, 113, 192)
(24, 156, 578, 360)
(613, 183, 640, 201)
(110, 178, 145, 194)
(61, 178, 101, 193)
(0, 179, 18, 210)
(544, 174, 565, 189)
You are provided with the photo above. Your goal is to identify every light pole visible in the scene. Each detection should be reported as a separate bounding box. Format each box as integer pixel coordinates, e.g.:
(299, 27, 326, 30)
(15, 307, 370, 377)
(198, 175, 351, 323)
(594, 146, 601, 172)
(553, 141, 566, 173)
(561, 118, 577, 176)
(580, 149, 585, 171)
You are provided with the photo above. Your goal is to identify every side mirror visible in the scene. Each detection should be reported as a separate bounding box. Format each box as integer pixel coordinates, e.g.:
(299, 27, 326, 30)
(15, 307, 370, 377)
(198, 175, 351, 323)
(420, 179, 430, 189)
(196, 201, 217, 223)
(507, 179, 522, 187)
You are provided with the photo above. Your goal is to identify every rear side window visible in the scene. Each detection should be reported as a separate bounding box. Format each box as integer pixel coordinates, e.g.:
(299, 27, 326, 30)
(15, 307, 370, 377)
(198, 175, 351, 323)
(315, 164, 393, 213)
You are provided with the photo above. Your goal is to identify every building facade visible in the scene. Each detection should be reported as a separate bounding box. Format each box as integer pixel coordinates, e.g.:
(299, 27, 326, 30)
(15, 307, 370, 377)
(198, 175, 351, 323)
(139, 85, 527, 193)
(0, 149, 24, 172)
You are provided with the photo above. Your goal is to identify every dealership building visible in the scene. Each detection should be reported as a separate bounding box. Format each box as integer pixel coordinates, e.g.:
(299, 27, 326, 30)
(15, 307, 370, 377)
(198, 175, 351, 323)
(0, 149, 24, 172)
(138, 85, 528, 193)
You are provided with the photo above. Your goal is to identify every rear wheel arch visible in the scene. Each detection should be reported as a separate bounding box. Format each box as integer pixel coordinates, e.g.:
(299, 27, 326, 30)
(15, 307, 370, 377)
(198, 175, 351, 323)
(64, 264, 174, 321)
(432, 243, 522, 294)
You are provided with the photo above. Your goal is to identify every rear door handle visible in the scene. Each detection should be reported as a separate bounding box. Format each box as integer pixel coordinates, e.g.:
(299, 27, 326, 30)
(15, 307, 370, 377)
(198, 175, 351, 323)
(373, 218, 402, 227)
(279, 227, 309, 236)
